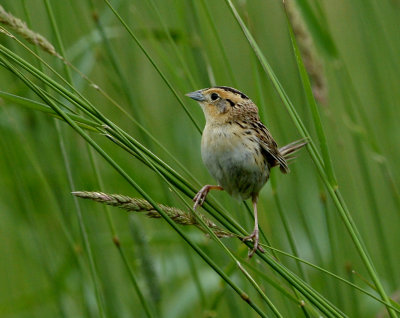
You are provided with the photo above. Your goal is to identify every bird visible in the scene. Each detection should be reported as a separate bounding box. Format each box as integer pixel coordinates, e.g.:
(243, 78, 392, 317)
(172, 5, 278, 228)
(186, 86, 307, 257)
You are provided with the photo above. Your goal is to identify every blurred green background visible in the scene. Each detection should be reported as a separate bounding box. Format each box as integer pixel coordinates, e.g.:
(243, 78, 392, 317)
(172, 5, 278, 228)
(0, 0, 399, 317)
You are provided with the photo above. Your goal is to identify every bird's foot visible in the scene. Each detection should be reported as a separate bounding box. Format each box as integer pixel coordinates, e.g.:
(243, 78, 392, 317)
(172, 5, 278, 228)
(242, 229, 265, 258)
(193, 186, 212, 210)
(193, 185, 222, 210)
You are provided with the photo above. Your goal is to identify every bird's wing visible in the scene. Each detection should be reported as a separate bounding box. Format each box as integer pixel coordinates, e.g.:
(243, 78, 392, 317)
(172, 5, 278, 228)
(256, 122, 289, 173)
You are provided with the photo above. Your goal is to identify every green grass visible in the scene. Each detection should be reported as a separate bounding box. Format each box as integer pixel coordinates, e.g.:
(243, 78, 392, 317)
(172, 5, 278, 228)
(0, 0, 399, 317)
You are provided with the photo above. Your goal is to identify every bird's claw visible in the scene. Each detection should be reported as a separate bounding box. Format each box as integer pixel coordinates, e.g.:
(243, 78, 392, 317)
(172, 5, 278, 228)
(193, 187, 210, 210)
(193, 185, 223, 210)
(242, 230, 265, 258)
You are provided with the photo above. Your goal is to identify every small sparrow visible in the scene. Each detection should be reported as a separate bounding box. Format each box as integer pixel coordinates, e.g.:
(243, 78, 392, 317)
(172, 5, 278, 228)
(186, 86, 307, 257)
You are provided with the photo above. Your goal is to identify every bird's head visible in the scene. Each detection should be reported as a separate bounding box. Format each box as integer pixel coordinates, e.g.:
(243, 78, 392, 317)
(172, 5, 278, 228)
(186, 86, 258, 124)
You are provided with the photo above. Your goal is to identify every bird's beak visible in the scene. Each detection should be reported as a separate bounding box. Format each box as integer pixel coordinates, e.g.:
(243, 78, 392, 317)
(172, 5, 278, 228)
(186, 90, 206, 102)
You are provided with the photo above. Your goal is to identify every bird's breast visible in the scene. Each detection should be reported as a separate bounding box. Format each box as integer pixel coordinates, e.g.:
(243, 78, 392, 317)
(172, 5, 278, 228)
(201, 124, 269, 200)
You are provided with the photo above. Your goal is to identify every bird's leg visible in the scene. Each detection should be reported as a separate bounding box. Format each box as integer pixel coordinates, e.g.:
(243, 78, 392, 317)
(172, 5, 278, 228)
(242, 195, 265, 258)
(193, 185, 223, 210)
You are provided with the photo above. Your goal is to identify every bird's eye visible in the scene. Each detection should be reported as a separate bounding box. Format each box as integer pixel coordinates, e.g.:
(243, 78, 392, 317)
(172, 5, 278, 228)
(210, 93, 219, 100)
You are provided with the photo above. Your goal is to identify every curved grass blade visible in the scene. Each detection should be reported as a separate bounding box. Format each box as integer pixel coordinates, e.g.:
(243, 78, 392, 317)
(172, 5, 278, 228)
(0, 91, 98, 130)
(103, 0, 202, 134)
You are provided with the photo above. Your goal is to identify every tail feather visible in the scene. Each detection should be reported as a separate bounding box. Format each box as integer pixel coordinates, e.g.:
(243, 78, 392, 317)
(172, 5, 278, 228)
(279, 138, 308, 161)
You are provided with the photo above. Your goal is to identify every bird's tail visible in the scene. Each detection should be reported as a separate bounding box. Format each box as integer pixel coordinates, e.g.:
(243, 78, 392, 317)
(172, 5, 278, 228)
(279, 138, 308, 162)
